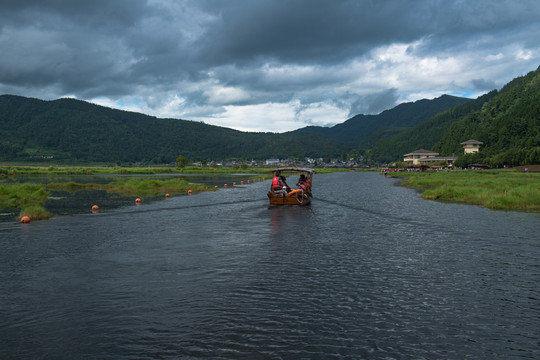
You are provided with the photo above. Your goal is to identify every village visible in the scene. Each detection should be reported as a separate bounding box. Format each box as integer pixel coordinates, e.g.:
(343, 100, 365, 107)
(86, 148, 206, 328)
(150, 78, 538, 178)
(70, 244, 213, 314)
(188, 139, 485, 170)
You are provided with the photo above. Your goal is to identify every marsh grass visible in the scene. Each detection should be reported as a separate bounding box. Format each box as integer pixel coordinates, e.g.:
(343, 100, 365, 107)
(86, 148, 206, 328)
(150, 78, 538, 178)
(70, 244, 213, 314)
(1, 177, 215, 221)
(0, 164, 338, 176)
(45, 178, 215, 197)
(19, 204, 53, 220)
(398, 170, 540, 211)
(0, 183, 50, 208)
(0, 165, 267, 175)
(0, 165, 339, 221)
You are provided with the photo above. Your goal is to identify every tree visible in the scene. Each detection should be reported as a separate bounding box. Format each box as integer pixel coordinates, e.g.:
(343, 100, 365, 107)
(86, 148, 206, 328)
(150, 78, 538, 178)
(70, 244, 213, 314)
(176, 155, 187, 168)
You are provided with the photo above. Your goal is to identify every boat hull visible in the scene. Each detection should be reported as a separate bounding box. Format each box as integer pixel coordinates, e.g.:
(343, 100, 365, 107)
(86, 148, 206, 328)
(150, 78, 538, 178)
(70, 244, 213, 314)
(267, 190, 311, 205)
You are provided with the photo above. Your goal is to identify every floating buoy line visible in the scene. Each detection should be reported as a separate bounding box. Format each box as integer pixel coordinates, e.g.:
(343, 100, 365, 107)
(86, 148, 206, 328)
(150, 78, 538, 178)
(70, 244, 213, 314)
(18, 177, 269, 223)
(87, 198, 266, 218)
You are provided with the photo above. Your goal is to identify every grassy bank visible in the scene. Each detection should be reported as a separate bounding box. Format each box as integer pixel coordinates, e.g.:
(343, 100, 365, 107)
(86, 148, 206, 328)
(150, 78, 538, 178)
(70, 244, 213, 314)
(393, 170, 540, 212)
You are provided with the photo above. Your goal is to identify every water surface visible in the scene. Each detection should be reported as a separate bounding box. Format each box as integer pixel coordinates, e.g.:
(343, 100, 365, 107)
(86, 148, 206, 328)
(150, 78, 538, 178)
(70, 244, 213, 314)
(1, 172, 538, 359)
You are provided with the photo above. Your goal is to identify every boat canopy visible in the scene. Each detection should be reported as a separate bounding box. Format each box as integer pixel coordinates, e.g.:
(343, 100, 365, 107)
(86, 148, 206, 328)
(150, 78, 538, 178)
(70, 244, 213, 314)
(270, 167, 315, 174)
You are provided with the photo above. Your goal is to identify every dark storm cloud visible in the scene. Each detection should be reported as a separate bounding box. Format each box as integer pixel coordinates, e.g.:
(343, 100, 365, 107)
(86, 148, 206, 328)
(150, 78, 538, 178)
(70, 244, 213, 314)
(198, 0, 429, 65)
(0, 0, 539, 131)
(348, 89, 399, 117)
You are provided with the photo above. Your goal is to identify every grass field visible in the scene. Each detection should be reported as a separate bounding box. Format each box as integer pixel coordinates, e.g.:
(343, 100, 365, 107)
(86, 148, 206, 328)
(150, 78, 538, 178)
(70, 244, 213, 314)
(0, 164, 342, 176)
(391, 170, 540, 212)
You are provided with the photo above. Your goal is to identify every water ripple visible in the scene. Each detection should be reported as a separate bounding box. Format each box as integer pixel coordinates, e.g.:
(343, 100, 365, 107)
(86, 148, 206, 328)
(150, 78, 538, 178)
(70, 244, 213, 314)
(1, 172, 538, 359)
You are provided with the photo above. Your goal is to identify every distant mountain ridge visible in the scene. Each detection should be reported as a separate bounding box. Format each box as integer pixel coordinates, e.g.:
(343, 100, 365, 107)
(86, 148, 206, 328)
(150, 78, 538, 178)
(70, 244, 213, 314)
(295, 94, 471, 145)
(0, 94, 343, 163)
(0, 93, 467, 164)
(366, 66, 540, 167)
(1, 66, 538, 166)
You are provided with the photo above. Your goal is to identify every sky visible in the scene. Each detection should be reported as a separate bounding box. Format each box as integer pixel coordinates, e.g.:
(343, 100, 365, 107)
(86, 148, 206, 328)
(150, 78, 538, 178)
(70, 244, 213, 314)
(1, 0, 539, 132)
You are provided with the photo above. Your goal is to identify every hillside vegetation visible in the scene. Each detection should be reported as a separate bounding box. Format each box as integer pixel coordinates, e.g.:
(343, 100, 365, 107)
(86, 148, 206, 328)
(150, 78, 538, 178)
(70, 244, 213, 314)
(0, 94, 466, 164)
(365, 66, 540, 166)
(1, 66, 539, 166)
(437, 68, 540, 167)
(0, 95, 343, 164)
(295, 95, 470, 145)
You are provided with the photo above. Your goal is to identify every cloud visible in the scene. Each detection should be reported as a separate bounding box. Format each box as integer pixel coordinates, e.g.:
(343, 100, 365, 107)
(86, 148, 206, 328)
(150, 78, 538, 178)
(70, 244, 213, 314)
(0, 0, 539, 132)
(348, 89, 399, 117)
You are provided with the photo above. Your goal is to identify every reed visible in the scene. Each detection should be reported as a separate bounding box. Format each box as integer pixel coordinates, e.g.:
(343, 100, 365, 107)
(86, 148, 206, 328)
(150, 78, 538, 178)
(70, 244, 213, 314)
(19, 204, 53, 220)
(0, 183, 50, 208)
(46, 177, 215, 197)
(397, 170, 540, 211)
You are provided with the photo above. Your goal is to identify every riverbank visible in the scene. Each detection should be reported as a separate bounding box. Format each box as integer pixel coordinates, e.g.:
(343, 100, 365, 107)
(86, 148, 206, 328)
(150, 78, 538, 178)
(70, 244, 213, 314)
(388, 170, 540, 212)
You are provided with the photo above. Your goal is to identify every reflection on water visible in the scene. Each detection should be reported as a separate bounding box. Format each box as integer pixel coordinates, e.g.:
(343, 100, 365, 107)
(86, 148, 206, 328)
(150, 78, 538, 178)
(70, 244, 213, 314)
(1, 172, 539, 359)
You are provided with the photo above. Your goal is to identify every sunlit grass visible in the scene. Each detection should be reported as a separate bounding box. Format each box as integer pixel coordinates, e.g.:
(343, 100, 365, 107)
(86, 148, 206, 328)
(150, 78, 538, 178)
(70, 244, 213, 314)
(396, 170, 540, 211)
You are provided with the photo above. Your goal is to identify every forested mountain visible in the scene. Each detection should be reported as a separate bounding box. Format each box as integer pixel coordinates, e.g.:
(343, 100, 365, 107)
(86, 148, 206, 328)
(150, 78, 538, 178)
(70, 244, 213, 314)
(294, 94, 471, 145)
(436, 67, 540, 167)
(0, 93, 466, 164)
(363, 91, 498, 163)
(1, 66, 538, 166)
(0, 95, 344, 164)
(363, 66, 540, 166)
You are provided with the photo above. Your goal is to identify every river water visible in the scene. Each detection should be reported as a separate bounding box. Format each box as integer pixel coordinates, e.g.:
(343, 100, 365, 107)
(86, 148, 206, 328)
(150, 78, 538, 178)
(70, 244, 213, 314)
(1, 172, 538, 359)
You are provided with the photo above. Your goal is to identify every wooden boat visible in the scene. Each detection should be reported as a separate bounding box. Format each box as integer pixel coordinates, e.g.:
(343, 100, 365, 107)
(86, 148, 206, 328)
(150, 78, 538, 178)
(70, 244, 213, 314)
(267, 167, 315, 205)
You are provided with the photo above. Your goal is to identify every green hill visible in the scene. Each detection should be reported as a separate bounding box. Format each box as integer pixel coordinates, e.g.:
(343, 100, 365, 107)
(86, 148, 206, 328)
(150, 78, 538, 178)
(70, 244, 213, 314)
(364, 91, 498, 163)
(0, 95, 344, 164)
(365, 66, 540, 167)
(0, 93, 466, 165)
(295, 94, 471, 145)
(436, 67, 540, 167)
(1, 66, 538, 166)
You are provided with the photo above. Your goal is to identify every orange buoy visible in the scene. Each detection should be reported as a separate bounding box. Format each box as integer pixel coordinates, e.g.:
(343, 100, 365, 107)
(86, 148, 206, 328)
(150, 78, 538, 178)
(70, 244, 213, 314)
(224, 184, 228, 187)
(92, 205, 99, 211)
(247, 180, 250, 183)
(241, 181, 244, 185)
(233, 182, 236, 186)
(165, 193, 170, 198)
(214, 185, 218, 188)
(20, 216, 31, 223)
(188, 189, 192, 195)
(135, 198, 141, 204)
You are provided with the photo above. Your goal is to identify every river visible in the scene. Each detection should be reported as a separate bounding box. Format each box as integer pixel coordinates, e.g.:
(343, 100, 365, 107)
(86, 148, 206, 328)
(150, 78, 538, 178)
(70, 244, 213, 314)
(1, 172, 538, 359)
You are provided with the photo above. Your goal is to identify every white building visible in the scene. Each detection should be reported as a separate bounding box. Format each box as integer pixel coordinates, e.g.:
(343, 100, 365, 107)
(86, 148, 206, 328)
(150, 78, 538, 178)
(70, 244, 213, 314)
(461, 139, 483, 154)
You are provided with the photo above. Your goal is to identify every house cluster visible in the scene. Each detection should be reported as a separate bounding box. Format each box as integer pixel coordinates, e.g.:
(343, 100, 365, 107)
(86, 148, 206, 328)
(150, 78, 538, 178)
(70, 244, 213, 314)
(403, 139, 483, 168)
(192, 157, 363, 168)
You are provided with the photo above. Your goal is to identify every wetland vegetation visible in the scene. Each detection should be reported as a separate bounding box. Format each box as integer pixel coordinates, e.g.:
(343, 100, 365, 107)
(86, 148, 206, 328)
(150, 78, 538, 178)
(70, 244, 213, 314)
(3, 165, 538, 222)
(391, 170, 540, 212)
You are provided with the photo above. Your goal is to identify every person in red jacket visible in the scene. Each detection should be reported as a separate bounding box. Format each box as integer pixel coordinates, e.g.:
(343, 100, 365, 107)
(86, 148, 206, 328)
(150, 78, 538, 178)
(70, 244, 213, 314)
(271, 171, 282, 191)
(271, 171, 289, 193)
